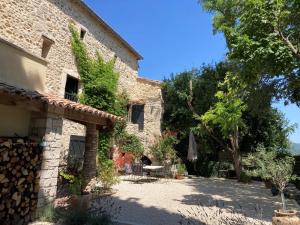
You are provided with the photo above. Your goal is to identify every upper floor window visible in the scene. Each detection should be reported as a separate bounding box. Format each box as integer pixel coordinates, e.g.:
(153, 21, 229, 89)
(80, 29, 86, 40)
(128, 104, 144, 131)
(41, 35, 54, 58)
(64, 75, 79, 102)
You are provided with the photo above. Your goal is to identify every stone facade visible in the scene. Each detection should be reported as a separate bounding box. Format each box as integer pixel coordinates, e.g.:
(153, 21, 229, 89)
(29, 108, 64, 208)
(0, 1, 162, 164)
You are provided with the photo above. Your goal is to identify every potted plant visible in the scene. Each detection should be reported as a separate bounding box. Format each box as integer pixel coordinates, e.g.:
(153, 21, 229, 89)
(244, 146, 299, 224)
(175, 163, 186, 180)
(150, 131, 178, 166)
(96, 156, 120, 196)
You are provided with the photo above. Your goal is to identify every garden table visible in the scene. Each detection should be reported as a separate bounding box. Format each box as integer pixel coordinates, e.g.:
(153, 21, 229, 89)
(142, 165, 164, 178)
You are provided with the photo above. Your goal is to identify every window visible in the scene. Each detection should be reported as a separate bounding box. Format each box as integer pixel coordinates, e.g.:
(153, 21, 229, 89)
(80, 29, 86, 40)
(64, 76, 79, 102)
(41, 35, 54, 58)
(129, 105, 144, 131)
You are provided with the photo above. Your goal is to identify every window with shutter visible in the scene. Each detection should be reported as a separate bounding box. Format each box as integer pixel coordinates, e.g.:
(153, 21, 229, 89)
(130, 105, 144, 131)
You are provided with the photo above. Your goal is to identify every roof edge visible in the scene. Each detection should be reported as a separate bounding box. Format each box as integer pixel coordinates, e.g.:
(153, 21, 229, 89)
(78, 1, 143, 60)
(137, 77, 162, 86)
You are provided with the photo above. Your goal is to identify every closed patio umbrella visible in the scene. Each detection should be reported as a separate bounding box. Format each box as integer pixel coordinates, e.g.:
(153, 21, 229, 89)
(187, 132, 198, 162)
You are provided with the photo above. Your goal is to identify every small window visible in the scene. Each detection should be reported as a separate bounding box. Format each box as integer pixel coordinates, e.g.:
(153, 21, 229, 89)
(80, 29, 86, 40)
(64, 76, 79, 102)
(129, 105, 144, 131)
(41, 35, 54, 58)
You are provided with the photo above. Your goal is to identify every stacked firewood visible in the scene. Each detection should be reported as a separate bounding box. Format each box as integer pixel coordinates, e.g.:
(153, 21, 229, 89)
(0, 138, 43, 225)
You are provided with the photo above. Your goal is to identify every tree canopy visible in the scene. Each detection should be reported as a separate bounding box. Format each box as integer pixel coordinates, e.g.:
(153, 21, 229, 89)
(201, 0, 300, 105)
(162, 62, 294, 176)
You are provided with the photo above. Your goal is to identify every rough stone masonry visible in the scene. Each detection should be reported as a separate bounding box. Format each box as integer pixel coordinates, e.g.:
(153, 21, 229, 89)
(0, 0, 162, 167)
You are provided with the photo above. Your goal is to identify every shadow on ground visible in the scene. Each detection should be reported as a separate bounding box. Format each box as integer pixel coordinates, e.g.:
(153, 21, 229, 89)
(91, 177, 293, 225)
(179, 178, 296, 221)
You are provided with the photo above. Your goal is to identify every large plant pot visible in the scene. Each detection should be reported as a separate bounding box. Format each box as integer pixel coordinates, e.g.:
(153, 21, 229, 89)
(175, 175, 184, 180)
(70, 192, 91, 210)
(264, 180, 272, 189)
(272, 210, 300, 225)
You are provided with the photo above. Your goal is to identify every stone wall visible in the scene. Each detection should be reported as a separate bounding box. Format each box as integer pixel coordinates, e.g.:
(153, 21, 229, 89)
(29, 109, 63, 209)
(125, 78, 163, 155)
(0, 1, 162, 167)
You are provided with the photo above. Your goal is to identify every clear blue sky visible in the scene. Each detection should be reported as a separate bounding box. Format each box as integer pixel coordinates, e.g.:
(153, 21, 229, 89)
(84, 0, 300, 143)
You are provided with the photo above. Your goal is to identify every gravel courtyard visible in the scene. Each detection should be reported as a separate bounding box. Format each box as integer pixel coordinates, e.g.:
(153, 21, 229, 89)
(110, 177, 299, 225)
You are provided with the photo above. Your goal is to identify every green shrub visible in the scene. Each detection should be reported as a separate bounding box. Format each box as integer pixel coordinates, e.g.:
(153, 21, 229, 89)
(97, 158, 120, 190)
(150, 131, 178, 164)
(61, 208, 90, 225)
(119, 133, 144, 158)
(176, 163, 186, 176)
(59, 170, 81, 195)
(244, 145, 297, 210)
(196, 160, 234, 178)
(36, 204, 57, 223)
(239, 171, 251, 183)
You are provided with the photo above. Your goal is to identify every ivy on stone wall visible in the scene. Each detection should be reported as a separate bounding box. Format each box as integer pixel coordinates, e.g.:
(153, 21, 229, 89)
(69, 24, 127, 116)
(69, 24, 143, 162)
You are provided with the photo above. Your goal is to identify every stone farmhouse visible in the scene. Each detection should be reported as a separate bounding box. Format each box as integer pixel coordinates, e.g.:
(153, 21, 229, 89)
(0, 0, 162, 221)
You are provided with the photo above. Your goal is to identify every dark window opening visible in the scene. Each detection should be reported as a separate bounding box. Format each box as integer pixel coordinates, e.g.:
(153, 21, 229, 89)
(130, 105, 144, 131)
(80, 29, 86, 40)
(41, 36, 54, 58)
(64, 76, 79, 102)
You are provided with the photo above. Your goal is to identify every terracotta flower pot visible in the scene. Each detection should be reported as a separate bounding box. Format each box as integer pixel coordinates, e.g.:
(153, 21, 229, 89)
(175, 175, 184, 180)
(264, 180, 272, 189)
(272, 209, 300, 225)
(70, 192, 91, 210)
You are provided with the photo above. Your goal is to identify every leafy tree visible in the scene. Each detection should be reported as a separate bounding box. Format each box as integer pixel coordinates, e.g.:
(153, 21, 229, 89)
(245, 145, 297, 211)
(200, 0, 300, 105)
(162, 63, 294, 176)
(197, 73, 247, 180)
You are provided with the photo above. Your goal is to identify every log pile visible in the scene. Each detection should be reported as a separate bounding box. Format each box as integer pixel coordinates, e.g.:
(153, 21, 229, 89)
(0, 138, 43, 225)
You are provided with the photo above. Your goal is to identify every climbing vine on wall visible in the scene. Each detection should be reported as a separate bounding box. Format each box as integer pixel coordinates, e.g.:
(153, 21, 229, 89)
(69, 24, 127, 116)
(69, 24, 143, 161)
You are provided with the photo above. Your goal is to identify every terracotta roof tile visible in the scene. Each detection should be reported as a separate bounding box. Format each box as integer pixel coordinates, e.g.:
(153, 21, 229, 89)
(0, 82, 122, 122)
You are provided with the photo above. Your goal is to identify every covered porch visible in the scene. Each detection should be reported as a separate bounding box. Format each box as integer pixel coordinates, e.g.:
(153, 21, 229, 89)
(0, 82, 120, 222)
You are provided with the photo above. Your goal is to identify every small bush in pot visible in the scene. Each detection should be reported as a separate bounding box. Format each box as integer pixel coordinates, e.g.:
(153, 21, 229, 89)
(176, 163, 186, 179)
(244, 145, 298, 218)
(150, 131, 178, 165)
(97, 155, 120, 191)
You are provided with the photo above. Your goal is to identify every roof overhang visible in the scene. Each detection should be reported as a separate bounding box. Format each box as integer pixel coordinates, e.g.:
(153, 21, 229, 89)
(0, 82, 122, 128)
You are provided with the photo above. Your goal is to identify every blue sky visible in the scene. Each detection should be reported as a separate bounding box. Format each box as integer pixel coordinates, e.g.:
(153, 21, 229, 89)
(84, 0, 300, 143)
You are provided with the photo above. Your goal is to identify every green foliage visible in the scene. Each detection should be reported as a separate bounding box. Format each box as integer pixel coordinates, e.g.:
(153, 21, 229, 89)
(60, 207, 112, 225)
(244, 145, 297, 210)
(162, 63, 229, 136)
(196, 160, 234, 178)
(70, 24, 124, 114)
(239, 171, 251, 183)
(176, 163, 186, 176)
(199, 72, 247, 139)
(59, 171, 82, 195)
(201, 0, 300, 105)
(120, 133, 144, 157)
(150, 131, 178, 164)
(59, 171, 77, 183)
(244, 145, 296, 191)
(36, 205, 58, 223)
(97, 157, 120, 190)
(162, 62, 295, 176)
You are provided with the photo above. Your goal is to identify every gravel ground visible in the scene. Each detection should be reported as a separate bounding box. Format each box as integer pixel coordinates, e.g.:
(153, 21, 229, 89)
(109, 176, 300, 225)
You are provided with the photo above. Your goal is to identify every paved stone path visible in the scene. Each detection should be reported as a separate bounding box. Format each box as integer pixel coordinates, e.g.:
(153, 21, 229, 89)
(110, 177, 299, 225)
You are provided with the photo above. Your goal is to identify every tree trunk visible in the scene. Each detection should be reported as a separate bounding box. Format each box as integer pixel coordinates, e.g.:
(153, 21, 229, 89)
(281, 191, 287, 212)
(82, 123, 98, 192)
(229, 129, 242, 181)
(232, 150, 242, 181)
